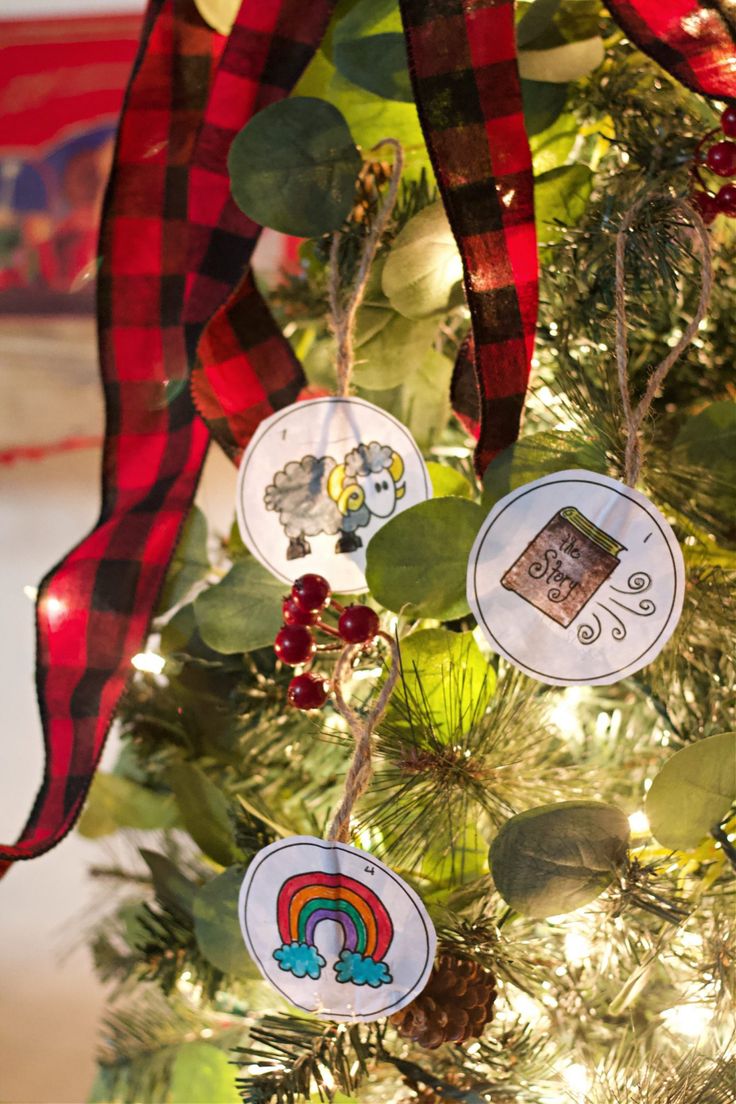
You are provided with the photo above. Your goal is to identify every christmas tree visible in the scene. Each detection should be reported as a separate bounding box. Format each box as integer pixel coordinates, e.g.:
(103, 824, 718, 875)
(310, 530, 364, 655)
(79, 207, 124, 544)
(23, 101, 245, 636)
(5, 1, 736, 1102)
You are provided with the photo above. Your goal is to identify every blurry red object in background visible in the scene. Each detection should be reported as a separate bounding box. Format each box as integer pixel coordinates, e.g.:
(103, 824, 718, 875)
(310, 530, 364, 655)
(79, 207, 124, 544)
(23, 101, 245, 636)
(0, 12, 142, 313)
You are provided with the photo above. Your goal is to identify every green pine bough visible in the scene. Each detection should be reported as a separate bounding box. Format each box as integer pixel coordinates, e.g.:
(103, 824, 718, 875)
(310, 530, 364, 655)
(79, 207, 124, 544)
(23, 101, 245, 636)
(82, 3, 736, 1102)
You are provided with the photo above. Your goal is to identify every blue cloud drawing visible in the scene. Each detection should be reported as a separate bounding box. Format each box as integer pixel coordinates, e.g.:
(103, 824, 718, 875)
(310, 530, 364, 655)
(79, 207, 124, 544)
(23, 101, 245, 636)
(273, 941, 326, 979)
(333, 950, 393, 987)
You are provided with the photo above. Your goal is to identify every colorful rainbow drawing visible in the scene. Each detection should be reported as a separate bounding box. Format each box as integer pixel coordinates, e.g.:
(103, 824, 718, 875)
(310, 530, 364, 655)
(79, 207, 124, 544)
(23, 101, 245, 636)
(273, 871, 395, 988)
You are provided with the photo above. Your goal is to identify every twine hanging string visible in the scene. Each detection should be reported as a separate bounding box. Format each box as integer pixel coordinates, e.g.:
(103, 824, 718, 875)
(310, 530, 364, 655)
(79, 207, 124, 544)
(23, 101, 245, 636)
(326, 632, 400, 844)
(328, 138, 404, 398)
(615, 194, 713, 487)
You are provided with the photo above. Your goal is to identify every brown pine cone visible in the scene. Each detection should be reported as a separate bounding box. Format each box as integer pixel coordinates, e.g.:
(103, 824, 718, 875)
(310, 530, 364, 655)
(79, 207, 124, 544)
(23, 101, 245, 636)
(390, 952, 497, 1049)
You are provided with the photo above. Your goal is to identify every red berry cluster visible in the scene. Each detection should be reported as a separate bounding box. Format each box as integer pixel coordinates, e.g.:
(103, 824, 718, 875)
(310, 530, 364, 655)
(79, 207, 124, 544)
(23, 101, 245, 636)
(691, 105, 736, 223)
(274, 574, 381, 711)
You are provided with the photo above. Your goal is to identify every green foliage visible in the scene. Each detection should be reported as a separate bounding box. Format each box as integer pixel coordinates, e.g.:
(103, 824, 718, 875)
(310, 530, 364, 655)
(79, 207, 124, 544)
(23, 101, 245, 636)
(426, 461, 475, 499)
(158, 505, 210, 613)
(381, 201, 462, 319)
(366, 497, 483, 620)
(140, 849, 197, 918)
(331, 0, 411, 102)
(167, 761, 241, 867)
(228, 98, 361, 236)
(353, 300, 436, 389)
(482, 429, 607, 508)
(519, 35, 604, 83)
(193, 866, 255, 976)
(77, 773, 179, 838)
(361, 347, 454, 450)
(645, 732, 736, 851)
(489, 801, 630, 917)
(673, 401, 736, 522)
(521, 79, 569, 135)
(535, 163, 594, 245)
(194, 558, 284, 655)
(169, 1042, 241, 1104)
(396, 628, 495, 738)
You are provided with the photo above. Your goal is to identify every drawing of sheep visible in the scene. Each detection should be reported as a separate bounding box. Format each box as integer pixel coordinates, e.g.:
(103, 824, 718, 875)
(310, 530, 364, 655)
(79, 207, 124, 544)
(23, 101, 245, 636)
(264, 442, 406, 560)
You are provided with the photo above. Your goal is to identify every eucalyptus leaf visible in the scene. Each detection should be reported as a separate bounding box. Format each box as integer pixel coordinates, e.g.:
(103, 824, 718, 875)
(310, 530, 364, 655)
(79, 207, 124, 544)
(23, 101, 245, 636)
(77, 773, 179, 839)
(426, 461, 475, 500)
(158, 505, 210, 613)
(645, 732, 736, 851)
(535, 163, 594, 244)
(482, 431, 607, 510)
(673, 401, 736, 518)
(366, 497, 483, 620)
(529, 111, 578, 174)
(332, 0, 412, 102)
(193, 0, 239, 35)
(139, 849, 198, 919)
(228, 97, 361, 237)
(396, 628, 495, 737)
(167, 762, 239, 867)
(519, 37, 604, 83)
(392, 347, 453, 450)
(169, 1042, 241, 1104)
(521, 79, 568, 136)
(489, 801, 630, 918)
(382, 201, 462, 320)
(517, 0, 563, 48)
(353, 307, 436, 389)
(193, 867, 255, 976)
(194, 558, 284, 655)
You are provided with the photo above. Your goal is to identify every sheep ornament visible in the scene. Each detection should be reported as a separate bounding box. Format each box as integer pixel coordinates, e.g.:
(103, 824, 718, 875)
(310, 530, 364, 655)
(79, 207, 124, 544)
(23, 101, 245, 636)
(264, 442, 406, 561)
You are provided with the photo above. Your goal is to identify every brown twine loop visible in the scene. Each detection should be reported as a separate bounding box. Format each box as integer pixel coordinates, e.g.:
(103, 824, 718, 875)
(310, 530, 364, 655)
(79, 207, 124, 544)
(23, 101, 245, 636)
(326, 631, 400, 844)
(328, 138, 404, 398)
(615, 194, 713, 487)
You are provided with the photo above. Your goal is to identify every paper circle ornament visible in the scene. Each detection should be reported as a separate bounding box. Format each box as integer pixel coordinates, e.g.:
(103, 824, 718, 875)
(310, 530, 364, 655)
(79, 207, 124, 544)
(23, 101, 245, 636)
(238, 836, 436, 1023)
(235, 397, 431, 594)
(467, 470, 685, 686)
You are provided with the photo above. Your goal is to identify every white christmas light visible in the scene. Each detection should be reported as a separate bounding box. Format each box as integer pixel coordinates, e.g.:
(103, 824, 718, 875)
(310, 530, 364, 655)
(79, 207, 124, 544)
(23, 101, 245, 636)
(661, 1001, 714, 1037)
(23, 585, 38, 601)
(628, 810, 650, 835)
(561, 1062, 592, 1100)
(131, 651, 165, 675)
(564, 929, 594, 965)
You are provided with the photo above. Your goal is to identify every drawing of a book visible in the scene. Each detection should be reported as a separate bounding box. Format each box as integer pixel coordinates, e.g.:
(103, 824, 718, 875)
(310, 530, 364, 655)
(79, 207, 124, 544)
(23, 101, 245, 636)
(501, 507, 626, 628)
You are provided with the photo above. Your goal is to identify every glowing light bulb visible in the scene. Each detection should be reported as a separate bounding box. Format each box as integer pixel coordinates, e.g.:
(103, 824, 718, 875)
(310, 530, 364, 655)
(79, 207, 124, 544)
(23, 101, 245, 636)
(628, 810, 650, 835)
(661, 1002, 714, 1037)
(23, 585, 38, 601)
(564, 929, 594, 965)
(131, 651, 165, 675)
(561, 1062, 591, 1100)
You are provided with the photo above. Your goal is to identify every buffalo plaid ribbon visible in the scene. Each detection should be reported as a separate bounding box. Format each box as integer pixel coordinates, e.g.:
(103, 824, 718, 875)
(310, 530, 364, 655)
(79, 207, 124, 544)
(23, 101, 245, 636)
(399, 0, 538, 476)
(0, 0, 334, 873)
(604, 0, 736, 102)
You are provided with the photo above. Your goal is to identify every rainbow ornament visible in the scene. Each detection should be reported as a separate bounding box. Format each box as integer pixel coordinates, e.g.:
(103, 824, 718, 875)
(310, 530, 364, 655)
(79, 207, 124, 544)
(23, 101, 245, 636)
(273, 871, 394, 988)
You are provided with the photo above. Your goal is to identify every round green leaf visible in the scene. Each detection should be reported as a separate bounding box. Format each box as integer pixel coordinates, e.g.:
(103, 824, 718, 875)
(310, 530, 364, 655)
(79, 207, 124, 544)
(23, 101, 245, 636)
(194, 558, 284, 655)
(535, 163, 593, 243)
(521, 79, 568, 136)
(426, 461, 475, 500)
(366, 497, 483, 620)
(353, 307, 436, 389)
(169, 1042, 241, 1104)
(77, 773, 179, 838)
(674, 402, 736, 519)
(518, 37, 604, 82)
(158, 505, 210, 613)
(489, 801, 630, 918)
(381, 201, 463, 320)
(194, 867, 255, 976)
(167, 762, 239, 868)
(645, 732, 736, 851)
(332, 0, 412, 102)
(397, 628, 495, 736)
(228, 97, 361, 237)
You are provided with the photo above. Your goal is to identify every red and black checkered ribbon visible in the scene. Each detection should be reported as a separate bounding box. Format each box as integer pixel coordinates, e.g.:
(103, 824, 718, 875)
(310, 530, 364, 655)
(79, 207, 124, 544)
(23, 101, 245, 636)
(0, 0, 333, 874)
(604, 0, 736, 102)
(399, 0, 538, 476)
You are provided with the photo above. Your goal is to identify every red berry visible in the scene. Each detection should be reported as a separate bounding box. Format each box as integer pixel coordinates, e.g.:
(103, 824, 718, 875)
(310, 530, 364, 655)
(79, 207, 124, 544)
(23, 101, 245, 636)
(291, 574, 331, 612)
(690, 190, 720, 225)
(287, 673, 328, 710)
(716, 182, 736, 216)
(274, 624, 315, 666)
(721, 105, 736, 138)
(282, 595, 317, 626)
(705, 140, 736, 177)
(338, 604, 380, 644)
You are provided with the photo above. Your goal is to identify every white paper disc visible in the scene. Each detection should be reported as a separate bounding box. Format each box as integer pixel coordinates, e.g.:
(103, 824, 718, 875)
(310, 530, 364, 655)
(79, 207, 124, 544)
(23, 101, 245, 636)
(467, 470, 685, 686)
(236, 397, 431, 594)
(238, 836, 436, 1023)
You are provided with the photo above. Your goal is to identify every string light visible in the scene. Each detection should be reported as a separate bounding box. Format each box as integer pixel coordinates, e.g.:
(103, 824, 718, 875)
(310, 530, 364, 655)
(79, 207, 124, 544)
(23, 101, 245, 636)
(560, 1062, 592, 1100)
(661, 999, 714, 1037)
(131, 651, 165, 675)
(628, 810, 650, 835)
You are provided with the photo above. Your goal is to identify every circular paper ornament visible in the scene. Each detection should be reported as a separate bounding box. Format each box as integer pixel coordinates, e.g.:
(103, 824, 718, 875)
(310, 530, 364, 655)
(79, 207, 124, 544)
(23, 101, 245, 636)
(236, 397, 431, 594)
(467, 470, 685, 686)
(238, 835, 436, 1023)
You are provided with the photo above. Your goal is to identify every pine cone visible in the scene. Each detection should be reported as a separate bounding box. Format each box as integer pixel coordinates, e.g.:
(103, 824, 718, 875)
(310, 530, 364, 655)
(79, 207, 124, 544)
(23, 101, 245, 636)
(390, 952, 497, 1049)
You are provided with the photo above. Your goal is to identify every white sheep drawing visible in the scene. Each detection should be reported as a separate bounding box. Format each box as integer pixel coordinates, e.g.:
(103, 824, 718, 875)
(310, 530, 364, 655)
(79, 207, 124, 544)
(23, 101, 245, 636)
(264, 442, 406, 560)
